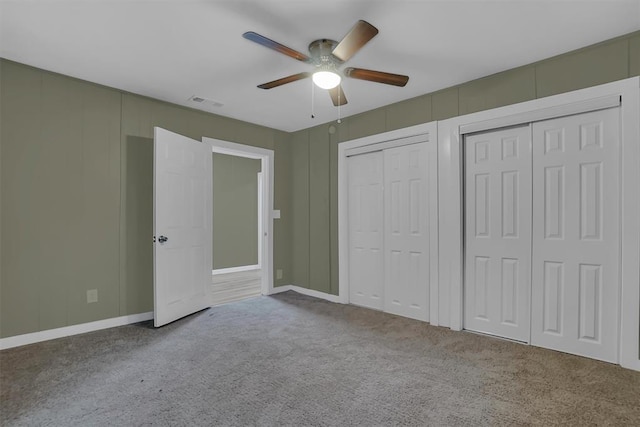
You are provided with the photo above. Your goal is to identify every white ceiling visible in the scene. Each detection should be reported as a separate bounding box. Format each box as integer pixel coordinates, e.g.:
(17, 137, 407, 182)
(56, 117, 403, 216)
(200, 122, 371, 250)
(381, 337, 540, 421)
(1, 1, 639, 132)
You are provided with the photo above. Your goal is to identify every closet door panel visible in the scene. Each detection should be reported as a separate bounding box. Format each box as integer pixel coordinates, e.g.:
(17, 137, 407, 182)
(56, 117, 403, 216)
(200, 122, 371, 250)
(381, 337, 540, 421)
(383, 143, 431, 321)
(348, 152, 384, 310)
(464, 125, 532, 342)
(531, 107, 620, 363)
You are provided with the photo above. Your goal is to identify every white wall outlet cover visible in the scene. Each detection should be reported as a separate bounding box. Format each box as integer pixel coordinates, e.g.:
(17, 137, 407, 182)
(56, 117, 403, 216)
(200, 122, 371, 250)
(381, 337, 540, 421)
(87, 289, 98, 304)
(276, 269, 283, 279)
(273, 210, 281, 219)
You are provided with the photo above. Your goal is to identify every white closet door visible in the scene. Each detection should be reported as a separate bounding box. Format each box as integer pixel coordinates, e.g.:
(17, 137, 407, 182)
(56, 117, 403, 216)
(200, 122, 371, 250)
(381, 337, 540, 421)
(531, 108, 620, 363)
(383, 143, 432, 321)
(348, 151, 384, 310)
(464, 125, 532, 342)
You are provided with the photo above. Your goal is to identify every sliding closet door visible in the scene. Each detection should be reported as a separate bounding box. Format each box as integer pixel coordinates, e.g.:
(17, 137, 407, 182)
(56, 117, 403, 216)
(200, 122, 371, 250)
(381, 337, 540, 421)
(531, 108, 620, 363)
(383, 143, 434, 321)
(348, 151, 384, 310)
(464, 125, 532, 342)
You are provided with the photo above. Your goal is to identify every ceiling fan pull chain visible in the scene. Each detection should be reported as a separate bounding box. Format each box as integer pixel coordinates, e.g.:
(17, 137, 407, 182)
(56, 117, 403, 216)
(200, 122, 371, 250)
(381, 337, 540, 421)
(337, 89, 342, 124)
(311, 79, 315, 119)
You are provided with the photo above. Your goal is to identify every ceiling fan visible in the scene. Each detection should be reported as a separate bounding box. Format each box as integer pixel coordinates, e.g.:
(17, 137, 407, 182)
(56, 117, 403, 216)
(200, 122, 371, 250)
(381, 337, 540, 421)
(242, 20, 409, 107)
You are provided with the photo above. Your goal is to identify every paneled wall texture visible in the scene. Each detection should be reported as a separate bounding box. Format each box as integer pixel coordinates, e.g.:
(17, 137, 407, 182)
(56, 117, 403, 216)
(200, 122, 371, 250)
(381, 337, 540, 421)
(289, 31, 639, 296)
(0, 61, 292, 338)
(1, 30, 638, 337)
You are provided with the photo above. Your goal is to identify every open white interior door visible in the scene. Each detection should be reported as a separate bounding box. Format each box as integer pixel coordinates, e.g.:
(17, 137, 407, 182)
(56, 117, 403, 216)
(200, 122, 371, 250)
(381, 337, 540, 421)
(154, 127, 212, 327)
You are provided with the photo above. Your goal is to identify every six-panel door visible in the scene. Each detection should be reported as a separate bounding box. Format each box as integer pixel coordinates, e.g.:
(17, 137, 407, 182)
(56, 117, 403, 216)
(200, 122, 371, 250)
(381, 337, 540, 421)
(383, 144, 431, 321)
(348, 151, 385, 310)
(154, 127, 212, 327)
(464, 125, 532, 342)
(530, 108, 620, 363)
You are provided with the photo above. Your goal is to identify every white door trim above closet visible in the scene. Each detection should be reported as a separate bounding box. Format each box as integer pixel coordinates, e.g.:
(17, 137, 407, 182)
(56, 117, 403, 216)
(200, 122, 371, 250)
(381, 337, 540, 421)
(338, 122, 440, 324)
(438, 77, 640, 371)
(459, 94, 621, 135)
(345, 133, 428, 157)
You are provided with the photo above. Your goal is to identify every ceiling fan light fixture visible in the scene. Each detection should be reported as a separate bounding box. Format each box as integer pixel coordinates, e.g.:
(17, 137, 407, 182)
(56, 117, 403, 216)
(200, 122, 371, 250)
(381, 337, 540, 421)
(245, 20, 408, 107)
(312, 71, 341, 90)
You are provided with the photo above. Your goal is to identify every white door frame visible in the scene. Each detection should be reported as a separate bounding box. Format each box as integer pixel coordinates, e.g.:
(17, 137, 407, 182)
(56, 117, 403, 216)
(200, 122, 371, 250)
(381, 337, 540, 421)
(257, 171, 264, 268)
(437, 77, 640, 371)
(338, 122, 439, 324)
(202, 137, 275, 296)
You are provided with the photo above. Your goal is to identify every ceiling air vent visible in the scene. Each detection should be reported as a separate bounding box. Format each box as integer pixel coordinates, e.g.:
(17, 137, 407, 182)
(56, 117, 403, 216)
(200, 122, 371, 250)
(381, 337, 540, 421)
(188, 95, 224, 108)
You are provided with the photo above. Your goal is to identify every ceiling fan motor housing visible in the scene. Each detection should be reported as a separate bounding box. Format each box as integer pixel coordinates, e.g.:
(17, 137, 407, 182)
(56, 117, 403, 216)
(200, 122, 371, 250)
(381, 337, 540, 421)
(308, 39, 340, 66)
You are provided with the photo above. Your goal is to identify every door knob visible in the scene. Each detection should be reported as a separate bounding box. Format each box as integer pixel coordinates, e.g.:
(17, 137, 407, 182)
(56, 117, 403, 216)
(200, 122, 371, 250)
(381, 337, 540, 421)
(158, 235, 168, 243)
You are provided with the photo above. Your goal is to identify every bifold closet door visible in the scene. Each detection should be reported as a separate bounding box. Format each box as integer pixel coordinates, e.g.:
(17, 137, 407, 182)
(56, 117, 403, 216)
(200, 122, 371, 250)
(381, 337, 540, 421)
(464, 125, 532, 342)
(531, 107, 620, 363)
(383, 143, 434, 321)
(348, 151, 384, 310)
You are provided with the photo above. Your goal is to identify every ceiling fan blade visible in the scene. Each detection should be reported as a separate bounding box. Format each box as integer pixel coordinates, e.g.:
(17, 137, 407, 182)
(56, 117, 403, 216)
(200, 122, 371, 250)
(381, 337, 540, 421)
(243, 31, 311, 63)
(257, 72, 311, 89)
(328, 85, 348, 106)
(344, 67, 409, 87)
(331, 20, 379, 62)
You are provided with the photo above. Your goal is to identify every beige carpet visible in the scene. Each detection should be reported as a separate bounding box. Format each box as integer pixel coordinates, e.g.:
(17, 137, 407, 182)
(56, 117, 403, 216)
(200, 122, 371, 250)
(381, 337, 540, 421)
(1, 291, 639, 426)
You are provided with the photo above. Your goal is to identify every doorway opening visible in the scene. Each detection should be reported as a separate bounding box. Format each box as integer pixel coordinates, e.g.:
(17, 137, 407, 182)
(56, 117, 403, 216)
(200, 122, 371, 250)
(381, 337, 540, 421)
(203, 137, 275, 304)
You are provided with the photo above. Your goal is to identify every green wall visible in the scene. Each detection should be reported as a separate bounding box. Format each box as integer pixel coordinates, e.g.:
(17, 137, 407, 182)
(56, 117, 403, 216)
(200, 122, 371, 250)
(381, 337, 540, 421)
(1, 63, 122, 335)
(212, 153, 261, 270)
(288, 30, 640, 295)
(1, 30, 638, 338)
(0, 59, 292, 338)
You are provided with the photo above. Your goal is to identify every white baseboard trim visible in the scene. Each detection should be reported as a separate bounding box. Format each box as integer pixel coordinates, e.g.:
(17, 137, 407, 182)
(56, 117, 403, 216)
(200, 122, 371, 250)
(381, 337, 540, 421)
(0, 311, 154, 350)
(268, 285, 292, 295)
(268, 284, 343, 304)
(212, 264, 260, 275)
(1, 286, 341, 350)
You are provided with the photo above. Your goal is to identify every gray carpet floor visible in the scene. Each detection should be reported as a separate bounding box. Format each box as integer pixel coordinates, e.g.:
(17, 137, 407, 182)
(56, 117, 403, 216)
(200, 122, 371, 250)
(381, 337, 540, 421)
(1, 291, 639, 426)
